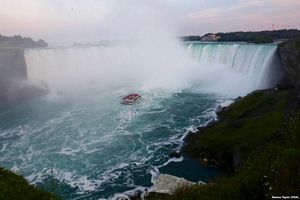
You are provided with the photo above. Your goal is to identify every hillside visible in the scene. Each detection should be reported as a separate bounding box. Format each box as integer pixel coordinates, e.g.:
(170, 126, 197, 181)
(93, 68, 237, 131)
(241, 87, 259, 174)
(0, 168, 60, 200)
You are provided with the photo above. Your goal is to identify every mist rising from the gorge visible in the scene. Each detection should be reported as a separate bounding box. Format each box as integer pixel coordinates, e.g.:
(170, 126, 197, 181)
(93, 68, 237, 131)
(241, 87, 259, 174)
(25, 1, 280, 98)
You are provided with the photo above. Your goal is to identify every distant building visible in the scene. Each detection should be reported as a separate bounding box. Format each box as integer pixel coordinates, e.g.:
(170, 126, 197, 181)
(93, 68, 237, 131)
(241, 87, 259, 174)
(201, 34, 221, 42)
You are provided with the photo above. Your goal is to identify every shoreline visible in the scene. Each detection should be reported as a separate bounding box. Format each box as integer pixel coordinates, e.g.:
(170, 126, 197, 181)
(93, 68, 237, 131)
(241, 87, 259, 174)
(145, 86, 300, 200)
(115, 98, 227, 200)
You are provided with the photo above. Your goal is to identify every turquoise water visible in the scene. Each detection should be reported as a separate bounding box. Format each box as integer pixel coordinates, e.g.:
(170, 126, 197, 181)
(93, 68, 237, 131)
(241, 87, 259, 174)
(0, 42, 280, 199)
(0, 88, 224, 199)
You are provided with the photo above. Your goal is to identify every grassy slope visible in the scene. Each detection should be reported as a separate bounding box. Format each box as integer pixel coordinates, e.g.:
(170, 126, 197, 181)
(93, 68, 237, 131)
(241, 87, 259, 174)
(147, 89, 300, 200)
(185, 90, 288, 172)
(0, 168, 60, 200)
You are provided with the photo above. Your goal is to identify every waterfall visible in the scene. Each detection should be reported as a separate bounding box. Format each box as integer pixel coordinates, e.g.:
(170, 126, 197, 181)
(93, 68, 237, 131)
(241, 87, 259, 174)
(187, 43, 280, 90)
(24, 43, 282, 97)
(24, 44, 197, 93)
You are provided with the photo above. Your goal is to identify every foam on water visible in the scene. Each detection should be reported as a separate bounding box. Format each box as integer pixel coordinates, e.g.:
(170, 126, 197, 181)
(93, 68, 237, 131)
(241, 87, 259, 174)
(0, 43, 283, 199)
(0, 87, 224, 199)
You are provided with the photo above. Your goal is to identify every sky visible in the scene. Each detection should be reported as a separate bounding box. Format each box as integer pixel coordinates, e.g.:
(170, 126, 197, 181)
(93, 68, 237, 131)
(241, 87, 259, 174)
(0, 0, 300, 43)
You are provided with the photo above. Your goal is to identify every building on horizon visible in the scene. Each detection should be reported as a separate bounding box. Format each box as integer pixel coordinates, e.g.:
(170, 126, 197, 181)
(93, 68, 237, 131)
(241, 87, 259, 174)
(201, 34, 220, 41)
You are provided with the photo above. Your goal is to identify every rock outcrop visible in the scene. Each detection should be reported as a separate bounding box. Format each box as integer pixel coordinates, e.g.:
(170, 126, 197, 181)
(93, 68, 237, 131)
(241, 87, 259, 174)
(0, 34, 49, 104)
(152, 174, 201, 194)
(278, 38, 300, 86)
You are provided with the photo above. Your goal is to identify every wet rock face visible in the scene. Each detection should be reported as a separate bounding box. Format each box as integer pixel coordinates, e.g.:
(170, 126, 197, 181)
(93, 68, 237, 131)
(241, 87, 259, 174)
(0, 48, 27, 102)
(0, 48, 48, 104)
(278, 38, 300, 86)
(0, 48, 27, 80)
(0, 35, 49, 103)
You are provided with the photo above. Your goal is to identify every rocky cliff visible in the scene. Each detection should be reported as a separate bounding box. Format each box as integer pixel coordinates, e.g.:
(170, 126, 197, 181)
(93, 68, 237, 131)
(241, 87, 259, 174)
(278, 38, 300, 86)
(0, 35, 47, 48)
(0, 34, 49, 104)
(0, 48, 27, 102)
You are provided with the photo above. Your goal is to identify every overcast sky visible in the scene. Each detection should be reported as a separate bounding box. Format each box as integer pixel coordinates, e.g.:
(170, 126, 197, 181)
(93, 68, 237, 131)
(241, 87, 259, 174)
(1, 0, 300, 43)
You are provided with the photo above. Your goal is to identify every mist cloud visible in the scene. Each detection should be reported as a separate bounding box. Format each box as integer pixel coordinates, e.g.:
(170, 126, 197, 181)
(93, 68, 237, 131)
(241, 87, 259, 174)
(0, 0, 299, 43)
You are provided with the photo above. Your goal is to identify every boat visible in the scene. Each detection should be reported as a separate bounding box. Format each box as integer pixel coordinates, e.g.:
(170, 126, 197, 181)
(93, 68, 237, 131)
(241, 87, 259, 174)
(121, 93, 141, 105)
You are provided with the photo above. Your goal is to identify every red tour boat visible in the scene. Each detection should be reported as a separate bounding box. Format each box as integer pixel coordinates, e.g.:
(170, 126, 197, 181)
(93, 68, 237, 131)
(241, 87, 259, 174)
(121, 93, 141, 105)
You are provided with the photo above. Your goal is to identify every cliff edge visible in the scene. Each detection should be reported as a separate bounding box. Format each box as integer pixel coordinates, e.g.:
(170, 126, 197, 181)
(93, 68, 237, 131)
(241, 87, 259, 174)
(0, 35, 47, 48)
(278, 38, 300, 86)
(0, 35, 48, 104)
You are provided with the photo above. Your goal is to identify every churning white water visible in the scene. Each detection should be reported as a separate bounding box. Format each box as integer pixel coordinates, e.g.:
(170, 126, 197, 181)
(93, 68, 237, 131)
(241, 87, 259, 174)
(0, 42, 282, 199)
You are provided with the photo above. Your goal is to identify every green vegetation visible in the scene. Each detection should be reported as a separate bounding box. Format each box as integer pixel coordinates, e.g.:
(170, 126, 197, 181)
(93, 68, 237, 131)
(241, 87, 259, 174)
(215, 29, 300, 43)
(295, 39, 300, 49)
(181, 29, 300, 43)
(185, 90, 288, 172)
(0, 168, 61, 200)
(0, 34, 47, 48)
(147, 89, 300, 200)
(181, 35, 202, 41)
